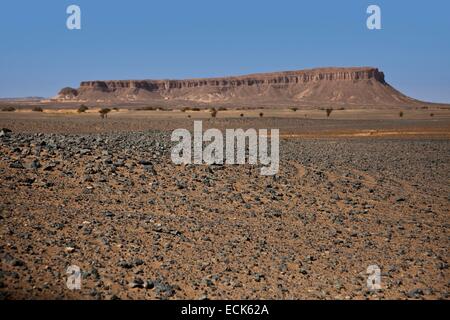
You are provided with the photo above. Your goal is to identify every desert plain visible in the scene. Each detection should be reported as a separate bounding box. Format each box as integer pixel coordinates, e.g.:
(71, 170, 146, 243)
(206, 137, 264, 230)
(0, 105, 449, 300)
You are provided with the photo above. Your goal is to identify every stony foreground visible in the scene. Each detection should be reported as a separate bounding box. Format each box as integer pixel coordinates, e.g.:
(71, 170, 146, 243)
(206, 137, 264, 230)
(0, 130, 449, 299)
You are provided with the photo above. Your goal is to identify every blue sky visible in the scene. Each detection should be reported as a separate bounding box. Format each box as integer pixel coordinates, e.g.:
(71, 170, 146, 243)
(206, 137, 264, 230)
(0, 0, 449, 102)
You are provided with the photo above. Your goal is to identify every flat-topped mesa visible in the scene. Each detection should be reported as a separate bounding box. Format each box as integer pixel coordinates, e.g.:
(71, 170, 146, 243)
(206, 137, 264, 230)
(78, 67, 386, 92)
(57, 66, 426, 108)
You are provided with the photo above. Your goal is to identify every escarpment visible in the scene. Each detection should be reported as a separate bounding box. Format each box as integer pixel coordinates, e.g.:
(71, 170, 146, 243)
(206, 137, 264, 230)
(55, 67, 425, 108)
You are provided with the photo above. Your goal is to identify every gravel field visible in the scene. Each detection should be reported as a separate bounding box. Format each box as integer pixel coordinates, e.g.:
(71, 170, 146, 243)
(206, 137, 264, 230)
(1, 122, 448, 299)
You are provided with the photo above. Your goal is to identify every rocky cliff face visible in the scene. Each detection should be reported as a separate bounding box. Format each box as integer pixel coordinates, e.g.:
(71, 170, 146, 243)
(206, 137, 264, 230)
(78, 67, 385, 90)
(56, 67, 423, 108)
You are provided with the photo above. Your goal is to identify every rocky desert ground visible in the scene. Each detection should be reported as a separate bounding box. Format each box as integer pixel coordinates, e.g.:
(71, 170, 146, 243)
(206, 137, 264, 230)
(0, 109, 449, 300)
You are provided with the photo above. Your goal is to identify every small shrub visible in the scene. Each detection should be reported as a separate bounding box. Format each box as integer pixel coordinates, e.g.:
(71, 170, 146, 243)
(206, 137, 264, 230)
(112, 107, 119, 111)
(1, 106, 16, 112)
(289, 107, 298, 112)
(259, 112, 264, 117)
(32, 106, 43, 112)
(77, 105, 89, 113)
(399, 111, 404, 118)
(187, 115, 191, 118)
(240, 113, 244, 117)
(138, 106, 157, 111)
(181, 107, 201, 112)
(430, 113, 434, 117)
(210, 108, 217, 118)
(326, 108, 333, 117)
(99, 108, 111, 119)
(218, 107, 227, 111)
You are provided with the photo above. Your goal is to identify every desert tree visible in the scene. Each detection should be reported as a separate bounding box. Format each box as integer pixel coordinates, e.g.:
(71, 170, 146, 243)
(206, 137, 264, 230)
(99, 108, 111, 119)
(77, 104, 89, 113)
(32, 106, 43, 112)
(1, 106, 16, 112)
(138, 106, 156, 111)
(325, 108, 333, 117)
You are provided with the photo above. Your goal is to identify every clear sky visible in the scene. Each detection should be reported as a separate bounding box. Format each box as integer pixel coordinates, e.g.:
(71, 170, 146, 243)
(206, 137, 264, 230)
(0, 0, 449, 102)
